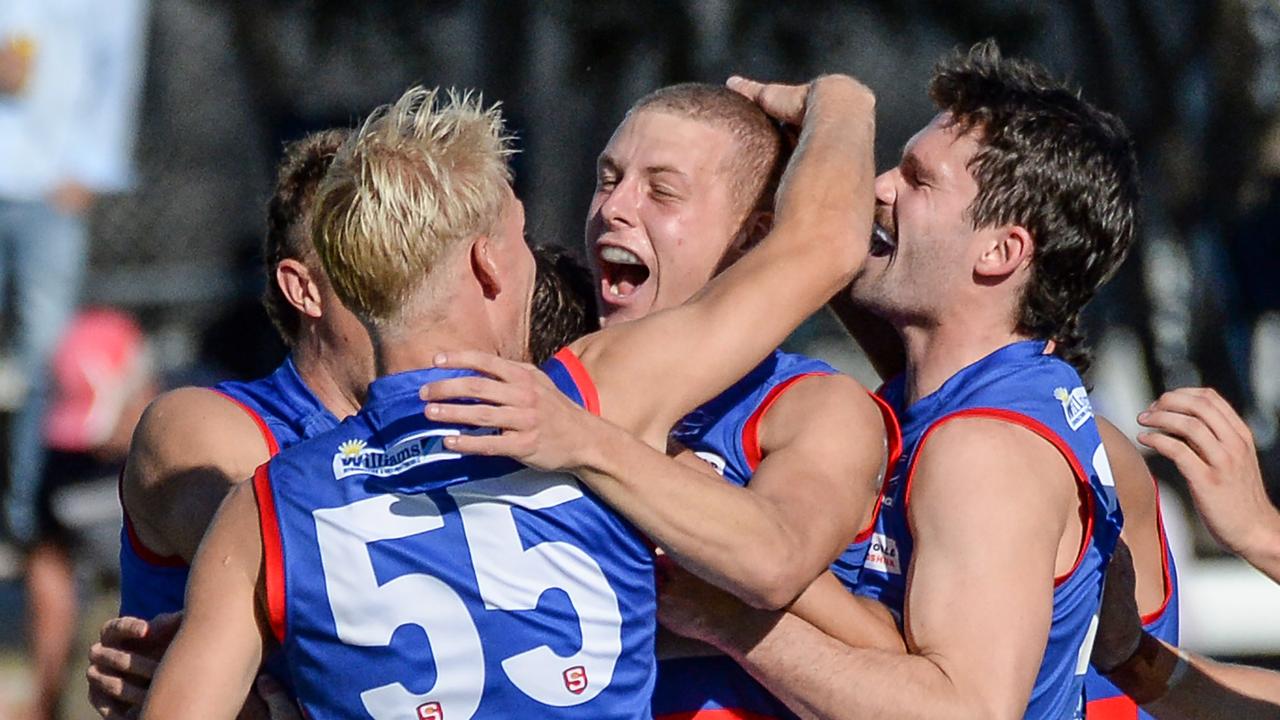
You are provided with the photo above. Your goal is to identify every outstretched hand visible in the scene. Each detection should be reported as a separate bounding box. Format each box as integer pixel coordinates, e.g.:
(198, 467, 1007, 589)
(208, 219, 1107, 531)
(1138, 387, 1276, 562)
(421, 350, 606, 472)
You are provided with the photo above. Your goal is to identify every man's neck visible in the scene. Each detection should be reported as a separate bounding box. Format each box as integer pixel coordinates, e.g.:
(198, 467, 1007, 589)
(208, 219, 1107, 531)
(899, 316, 1030, 406)
(373, 325, 498, 378)
(292, 342, 363, 420)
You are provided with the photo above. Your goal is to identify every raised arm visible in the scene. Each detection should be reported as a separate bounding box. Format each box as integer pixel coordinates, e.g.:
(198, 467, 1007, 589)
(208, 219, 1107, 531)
(140, 481, 268, 720)
(571, 75, 876, 441)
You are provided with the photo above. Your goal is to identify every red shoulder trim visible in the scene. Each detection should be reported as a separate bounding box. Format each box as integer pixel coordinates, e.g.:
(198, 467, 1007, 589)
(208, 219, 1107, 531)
(901, 408, 1095, 588)
(553, 347, 601, 416)
(742, 372, 829, 472)
(1084, 695, 1139, 720)
(654, 709, 781, 720)
(253, 463, 287, 645)
(1141, 478, 1176, 626)
(853, 392, 904, 544)
(211, 390, 280, 456)
(118, 464, 188, 568)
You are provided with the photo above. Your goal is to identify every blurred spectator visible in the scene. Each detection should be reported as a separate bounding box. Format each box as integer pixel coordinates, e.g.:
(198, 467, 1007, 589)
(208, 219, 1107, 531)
(25, 309, 156, 720)
(0, 0, 148, 548)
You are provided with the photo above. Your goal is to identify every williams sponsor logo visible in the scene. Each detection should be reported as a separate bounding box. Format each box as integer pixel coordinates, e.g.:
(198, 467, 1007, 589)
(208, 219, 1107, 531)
(332, 430, 461, 479)
(1054, 386, 1093, 431)
(864, 532, 901, 575)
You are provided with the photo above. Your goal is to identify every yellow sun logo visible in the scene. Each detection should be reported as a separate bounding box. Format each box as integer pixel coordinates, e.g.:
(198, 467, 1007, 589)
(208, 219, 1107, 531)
(338, 439, 366, 458)
(1053, 387, 1070, 403)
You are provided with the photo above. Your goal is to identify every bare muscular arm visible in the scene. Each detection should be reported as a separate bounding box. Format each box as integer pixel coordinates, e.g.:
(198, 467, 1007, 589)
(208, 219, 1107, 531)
(140, 481, 268, 720)
(661, 419, 1083, 720)
(429, 368, 885, 609)
(123, 387, 272, 562)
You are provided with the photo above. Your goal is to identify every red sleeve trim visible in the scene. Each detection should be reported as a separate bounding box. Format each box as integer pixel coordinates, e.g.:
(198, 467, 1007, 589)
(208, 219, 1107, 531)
(253, 463, 287, 645)
(211, 390, 280, 456)
(741, 372, 829, 472)
(853, 392, 904, 544)
(117, 463, 189, 568)
(552, 347, 601, 416)
(654, 710, 781, 720)
(900, 408, 1096, 588)
(1141, 478, 1176, 626)
(1084, 695, 1139, 720)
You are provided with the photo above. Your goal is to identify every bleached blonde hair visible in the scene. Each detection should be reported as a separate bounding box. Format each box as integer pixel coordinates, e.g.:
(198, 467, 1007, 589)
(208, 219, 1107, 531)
(312, 86, 515, 328)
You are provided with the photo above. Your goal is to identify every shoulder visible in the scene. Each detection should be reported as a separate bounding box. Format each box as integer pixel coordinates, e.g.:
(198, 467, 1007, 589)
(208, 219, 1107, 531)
(762, 373, 881, 432)
(758, 373, 884, 459)
(124, 386, 274, 501)
(909, 416, 1077, 519)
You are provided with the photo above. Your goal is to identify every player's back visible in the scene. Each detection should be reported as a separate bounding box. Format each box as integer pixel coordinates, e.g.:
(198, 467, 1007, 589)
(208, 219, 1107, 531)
(257, 351, 657, 720)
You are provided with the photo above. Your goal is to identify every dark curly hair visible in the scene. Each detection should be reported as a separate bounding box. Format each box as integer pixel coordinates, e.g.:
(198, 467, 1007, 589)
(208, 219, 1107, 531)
(931, 40, 1139, 374)
(528, 244, 599, 365)
(262, 129, 350, 345)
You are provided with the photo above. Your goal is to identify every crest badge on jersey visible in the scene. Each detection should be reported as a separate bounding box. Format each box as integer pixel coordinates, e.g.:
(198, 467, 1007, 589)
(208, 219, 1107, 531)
(416, 701, 443, 720)
(1054, 386, 1093, 431)
(563, 665, 588, 695)
(864, 532, 901, 575)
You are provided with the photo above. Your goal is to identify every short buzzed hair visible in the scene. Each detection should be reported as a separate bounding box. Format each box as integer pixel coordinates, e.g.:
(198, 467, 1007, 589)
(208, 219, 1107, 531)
(262, 129, 348, 345)
(312, 87, 514, 330)
(630, 83, 785, 216)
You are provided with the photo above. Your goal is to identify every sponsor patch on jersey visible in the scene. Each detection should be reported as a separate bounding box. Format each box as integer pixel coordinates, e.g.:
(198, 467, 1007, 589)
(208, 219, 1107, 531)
(1054, 386, 1093, 431)
(417, 701, 443, 720)
(332, 429, 461, 479)
(864, 532, 901, 575)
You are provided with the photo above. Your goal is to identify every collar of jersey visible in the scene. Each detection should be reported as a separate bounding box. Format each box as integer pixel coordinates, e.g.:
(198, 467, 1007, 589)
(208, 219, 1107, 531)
(280, 354, 342, 433)
(892, 338, 1051, 432)
(363, 367, 480, 426)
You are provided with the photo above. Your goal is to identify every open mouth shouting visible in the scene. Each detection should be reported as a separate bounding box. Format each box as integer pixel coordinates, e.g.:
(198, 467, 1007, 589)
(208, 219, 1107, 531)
(870, 207, 898, 258)
(595, 242, 654, 312)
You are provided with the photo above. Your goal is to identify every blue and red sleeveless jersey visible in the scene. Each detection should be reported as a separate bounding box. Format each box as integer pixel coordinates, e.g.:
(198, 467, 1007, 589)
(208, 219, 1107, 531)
(1084, 488, 1179, 720)
(118, 356, 337, 620)
(255, 348, 657, 719)
(855, 340, 1124, 720)
(654, 350, 901, 720)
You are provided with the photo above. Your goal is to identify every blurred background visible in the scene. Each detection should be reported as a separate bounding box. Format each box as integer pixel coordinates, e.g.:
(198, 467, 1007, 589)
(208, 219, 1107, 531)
(0, 0, 1278, 717)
